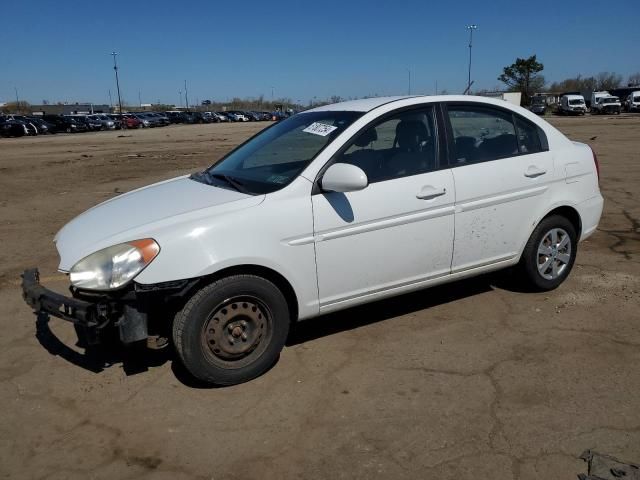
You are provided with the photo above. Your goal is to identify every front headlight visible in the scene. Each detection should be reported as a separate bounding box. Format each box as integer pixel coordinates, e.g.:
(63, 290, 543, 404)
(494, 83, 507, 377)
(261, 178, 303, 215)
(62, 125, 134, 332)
(70, 239, 160, 290)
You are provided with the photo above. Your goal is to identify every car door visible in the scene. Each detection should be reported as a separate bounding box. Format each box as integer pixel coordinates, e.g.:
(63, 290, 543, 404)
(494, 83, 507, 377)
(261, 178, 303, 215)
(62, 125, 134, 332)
(444, 102, 554, 272)
(312, 105, 455, 311)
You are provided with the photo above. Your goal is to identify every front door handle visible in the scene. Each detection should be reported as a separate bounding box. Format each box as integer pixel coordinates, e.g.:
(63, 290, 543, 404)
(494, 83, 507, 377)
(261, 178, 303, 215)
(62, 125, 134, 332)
(524, 166, 547, 178)
(416, 186, 447, 200)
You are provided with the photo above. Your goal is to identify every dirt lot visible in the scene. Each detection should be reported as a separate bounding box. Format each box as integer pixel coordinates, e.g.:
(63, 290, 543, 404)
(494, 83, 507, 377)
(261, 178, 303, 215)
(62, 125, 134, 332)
(1, 116, 639, 479)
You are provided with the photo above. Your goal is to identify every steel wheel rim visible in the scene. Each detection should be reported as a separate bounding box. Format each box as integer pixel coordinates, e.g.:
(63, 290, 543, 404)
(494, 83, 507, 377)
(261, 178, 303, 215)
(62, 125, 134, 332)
(537, 227, 572, 280)
(201, 295, 273, 367)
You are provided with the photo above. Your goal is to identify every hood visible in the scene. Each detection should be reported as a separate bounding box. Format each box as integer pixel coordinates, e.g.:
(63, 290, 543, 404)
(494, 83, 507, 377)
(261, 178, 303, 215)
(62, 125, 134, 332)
(55, 175, 262, 271)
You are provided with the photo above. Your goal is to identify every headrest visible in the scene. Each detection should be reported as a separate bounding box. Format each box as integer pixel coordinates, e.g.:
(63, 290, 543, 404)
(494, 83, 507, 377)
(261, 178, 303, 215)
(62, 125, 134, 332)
(395, 120, 428, 150)
(354, 127, 378, 147)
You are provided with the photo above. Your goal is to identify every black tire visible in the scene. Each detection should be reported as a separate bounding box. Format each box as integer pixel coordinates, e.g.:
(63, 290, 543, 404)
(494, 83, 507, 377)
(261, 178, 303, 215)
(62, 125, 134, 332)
(173, 275, 290, 385)
(518, 215, 577, 291)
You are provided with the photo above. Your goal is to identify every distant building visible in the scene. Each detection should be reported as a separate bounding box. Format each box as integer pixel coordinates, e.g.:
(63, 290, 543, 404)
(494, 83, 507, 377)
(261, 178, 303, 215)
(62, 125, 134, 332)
(29, 103, 111, 115)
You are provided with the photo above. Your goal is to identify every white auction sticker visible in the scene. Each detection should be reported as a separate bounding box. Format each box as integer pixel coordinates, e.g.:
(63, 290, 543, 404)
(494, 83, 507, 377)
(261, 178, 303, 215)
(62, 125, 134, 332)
(303, 122, 338, 136)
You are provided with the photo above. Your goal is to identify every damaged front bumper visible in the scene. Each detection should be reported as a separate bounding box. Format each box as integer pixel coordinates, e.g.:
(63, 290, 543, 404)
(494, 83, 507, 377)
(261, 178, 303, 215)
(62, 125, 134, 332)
(22, 268, 148, 345)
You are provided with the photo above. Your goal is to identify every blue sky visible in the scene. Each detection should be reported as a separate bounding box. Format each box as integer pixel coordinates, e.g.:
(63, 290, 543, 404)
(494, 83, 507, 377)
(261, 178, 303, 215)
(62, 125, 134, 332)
(1, 0, 638, 105)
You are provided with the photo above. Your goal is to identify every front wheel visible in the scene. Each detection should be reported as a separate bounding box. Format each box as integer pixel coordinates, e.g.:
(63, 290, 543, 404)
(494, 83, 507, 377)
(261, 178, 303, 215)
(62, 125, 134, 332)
(518, 215, 577, 291)
(172, 275, 290, 385)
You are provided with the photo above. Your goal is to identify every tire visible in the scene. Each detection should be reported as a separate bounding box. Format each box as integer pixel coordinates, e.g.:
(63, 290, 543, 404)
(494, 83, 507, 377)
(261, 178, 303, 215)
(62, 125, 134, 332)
(173, 275, 290, 385)
(518, 215, 578, 291)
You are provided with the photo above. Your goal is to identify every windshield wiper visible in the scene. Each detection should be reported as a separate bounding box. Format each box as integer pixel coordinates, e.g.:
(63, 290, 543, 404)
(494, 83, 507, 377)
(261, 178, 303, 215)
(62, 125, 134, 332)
(208, 172, 253, 195)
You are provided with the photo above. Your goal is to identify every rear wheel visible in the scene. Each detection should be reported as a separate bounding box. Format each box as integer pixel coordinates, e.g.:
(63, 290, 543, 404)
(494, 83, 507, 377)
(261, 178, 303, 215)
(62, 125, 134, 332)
(518, 215, 577, 291)
(172, 275, 290, 385)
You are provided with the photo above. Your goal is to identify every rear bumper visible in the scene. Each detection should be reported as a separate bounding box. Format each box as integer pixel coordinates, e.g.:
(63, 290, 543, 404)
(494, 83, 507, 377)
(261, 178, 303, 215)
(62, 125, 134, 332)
(577, 194, 604, 241)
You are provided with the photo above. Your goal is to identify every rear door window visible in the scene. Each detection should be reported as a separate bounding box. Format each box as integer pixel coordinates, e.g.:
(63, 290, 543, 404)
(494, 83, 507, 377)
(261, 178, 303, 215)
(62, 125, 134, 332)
(447, 105, 518, 165)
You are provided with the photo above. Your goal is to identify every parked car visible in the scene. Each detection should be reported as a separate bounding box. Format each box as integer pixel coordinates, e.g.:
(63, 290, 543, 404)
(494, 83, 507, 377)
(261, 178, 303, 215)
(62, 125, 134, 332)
(114, 114, 141, 129)
(150, 112, 170, 126)
(165, 111, 187, 124)
(21, 95, 603, 386)
(529, 103, 546, 115)
(228, 111, 249, 122)
(215, 112, 231, 122)
(5, 115, 43, 134)
(0, 118, 32, 137)
(42, 115, 88, 133)
(69, 115, 102, 131)
(88, 114, 117, 130)
(26, 116, 57, 134)
(133, 113, 157, 128)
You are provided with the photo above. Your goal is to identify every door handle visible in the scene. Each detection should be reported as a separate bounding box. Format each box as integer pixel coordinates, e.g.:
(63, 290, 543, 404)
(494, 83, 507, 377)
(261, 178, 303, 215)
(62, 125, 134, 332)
(524, 166, 547, 178)
(416, 186, 447, 200)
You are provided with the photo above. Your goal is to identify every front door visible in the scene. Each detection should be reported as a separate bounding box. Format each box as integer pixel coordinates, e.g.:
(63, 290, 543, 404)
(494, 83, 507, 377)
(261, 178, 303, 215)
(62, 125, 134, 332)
(312, 105, 455, 311)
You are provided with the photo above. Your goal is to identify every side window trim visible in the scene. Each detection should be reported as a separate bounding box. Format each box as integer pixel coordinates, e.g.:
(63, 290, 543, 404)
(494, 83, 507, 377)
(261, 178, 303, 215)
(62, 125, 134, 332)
(443, 102, 549, 168)
(312, 103, 444, 194)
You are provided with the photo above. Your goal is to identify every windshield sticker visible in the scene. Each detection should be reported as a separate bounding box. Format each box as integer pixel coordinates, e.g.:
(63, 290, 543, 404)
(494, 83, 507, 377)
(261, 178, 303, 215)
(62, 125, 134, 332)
(267, 174, 289, 184)
(303, 122, 338, 137)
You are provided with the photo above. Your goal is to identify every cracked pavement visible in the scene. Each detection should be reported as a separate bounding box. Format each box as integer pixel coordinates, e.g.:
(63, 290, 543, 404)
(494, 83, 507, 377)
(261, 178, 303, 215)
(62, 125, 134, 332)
(0, 117, 638, 479)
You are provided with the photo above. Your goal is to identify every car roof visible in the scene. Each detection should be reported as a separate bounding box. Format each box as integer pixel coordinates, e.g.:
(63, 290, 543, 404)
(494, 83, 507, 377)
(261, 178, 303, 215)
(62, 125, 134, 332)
(305, 95, 529, 113)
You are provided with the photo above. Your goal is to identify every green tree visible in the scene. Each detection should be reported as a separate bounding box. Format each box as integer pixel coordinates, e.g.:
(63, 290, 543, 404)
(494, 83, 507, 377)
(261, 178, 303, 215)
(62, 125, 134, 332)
(498, 55, 545, 105)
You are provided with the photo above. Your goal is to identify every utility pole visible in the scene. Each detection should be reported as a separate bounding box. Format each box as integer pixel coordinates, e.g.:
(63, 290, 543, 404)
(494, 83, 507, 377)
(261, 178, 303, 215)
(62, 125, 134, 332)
(466, 24, 478, 94)
(111, 52, 124, 113)
(184, 80, 189, 111)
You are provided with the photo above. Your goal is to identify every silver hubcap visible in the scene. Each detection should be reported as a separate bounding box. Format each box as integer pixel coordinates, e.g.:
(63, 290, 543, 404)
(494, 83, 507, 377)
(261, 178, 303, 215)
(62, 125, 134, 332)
(537, 228, 572, 280)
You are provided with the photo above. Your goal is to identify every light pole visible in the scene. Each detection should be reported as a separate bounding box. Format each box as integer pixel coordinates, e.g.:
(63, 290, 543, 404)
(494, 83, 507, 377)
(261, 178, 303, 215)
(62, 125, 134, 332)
(108, 89, 113, 108)
(466, 24, 478, 94)
(407, 68, 411, 95)
(184, 80, 189, 111)
(111, 52, 124, 113)
(138, 90, 142, 107)
(179, 91, 182, 108)
(271, 86, 274, 102)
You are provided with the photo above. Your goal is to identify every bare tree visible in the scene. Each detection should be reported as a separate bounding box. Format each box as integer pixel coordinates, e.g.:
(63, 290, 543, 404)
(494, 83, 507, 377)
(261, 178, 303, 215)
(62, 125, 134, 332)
(628, 72, 640, 86)
(595, 71, 622, 90)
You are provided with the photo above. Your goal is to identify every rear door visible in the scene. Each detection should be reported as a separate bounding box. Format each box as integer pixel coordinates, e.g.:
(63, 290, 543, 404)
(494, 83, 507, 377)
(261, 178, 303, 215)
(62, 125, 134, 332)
(444, 102, 554, 271)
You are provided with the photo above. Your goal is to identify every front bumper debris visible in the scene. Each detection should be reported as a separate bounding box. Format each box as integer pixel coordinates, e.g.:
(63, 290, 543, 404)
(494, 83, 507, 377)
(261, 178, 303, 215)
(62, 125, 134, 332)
(22, 268, 102, 327)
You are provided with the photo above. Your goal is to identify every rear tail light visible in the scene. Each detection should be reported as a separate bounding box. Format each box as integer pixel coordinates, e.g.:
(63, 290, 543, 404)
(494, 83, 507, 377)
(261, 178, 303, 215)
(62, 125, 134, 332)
(588, 145, 600, 185)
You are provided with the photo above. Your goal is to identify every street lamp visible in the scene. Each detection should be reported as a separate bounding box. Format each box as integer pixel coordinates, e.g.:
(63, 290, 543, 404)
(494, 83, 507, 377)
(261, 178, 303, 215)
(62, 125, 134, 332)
(111, 52, 124, 113)
(184, 80, 190, 111)
(466, 24, 478, 94)
(407, 68, 411, 95)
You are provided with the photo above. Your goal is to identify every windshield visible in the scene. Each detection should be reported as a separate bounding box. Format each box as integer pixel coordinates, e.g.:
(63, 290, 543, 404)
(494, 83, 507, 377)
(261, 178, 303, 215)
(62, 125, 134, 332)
(195, 110, 363, 194)
(602, 97, 618, 104)
(569, 99, 584, 105)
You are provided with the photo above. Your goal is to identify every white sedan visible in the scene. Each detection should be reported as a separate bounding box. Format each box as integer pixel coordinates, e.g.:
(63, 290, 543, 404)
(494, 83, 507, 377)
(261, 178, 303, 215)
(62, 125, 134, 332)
(22, 95, 603, 385)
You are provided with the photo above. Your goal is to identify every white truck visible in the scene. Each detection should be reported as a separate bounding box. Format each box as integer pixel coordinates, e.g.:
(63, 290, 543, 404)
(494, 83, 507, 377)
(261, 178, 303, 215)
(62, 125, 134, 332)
(625, 91, 640, 112)
(591, 91, 622, 114)
(559, 94, 586, 115)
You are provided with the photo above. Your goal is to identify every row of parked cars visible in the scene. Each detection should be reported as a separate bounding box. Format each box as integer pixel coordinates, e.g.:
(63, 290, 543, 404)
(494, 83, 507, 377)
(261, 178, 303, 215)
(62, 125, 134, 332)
(0, 109, 281, 137)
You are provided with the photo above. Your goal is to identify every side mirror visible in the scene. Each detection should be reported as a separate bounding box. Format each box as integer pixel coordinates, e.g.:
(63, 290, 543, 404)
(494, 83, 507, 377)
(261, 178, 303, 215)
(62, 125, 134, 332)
(321, 163, 368, 193)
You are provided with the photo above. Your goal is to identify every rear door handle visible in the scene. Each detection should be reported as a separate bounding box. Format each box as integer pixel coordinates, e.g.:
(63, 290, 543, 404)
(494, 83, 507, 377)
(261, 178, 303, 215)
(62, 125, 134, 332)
(524, 166, 547, 178)
(416, 186, 447, 200)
